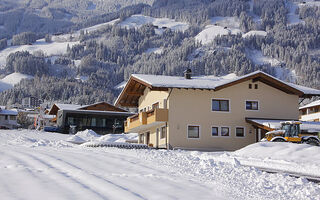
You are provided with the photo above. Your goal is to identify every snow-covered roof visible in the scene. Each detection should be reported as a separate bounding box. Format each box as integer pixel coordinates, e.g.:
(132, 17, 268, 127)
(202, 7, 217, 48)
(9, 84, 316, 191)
(132, 71, 320, 95)
(131, 73, 238, 89)
(299, 100, 320, 110)
(55, 103, 84, 110)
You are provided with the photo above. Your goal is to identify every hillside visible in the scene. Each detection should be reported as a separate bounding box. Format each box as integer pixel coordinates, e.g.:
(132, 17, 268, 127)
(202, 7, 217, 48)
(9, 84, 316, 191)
(0, 0, 320, 106)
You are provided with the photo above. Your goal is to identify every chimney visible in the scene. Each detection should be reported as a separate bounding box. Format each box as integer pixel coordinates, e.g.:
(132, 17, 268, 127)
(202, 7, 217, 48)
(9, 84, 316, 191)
(184, 69, 192, 79)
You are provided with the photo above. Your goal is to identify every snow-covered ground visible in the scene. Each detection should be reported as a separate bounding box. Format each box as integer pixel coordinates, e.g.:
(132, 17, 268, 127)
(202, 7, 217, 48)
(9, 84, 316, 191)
(0, 129, 319, 200)
(145, 47, 163, 54)
(242, 30, 267, 38)
(0, 39, 79, 68)
(0, 72, 33, 92)
(287, 1, 305, 26)
(52, 18, 120, 42)
(196, 17, 242, 45)
(118, 14, 189, 34)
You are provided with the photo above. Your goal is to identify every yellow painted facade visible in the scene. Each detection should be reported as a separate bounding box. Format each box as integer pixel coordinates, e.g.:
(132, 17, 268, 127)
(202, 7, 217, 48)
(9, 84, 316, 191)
(125, 80, 300, 151)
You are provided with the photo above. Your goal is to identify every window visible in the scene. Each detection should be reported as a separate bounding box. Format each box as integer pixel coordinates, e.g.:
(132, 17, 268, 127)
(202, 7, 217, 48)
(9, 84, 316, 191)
(254, 84, 258, 89)
(91, 118, 96, 127)
(5, 115, 8, 120)
(246, 101, 258, 110)
(212, 99, 229, 112)
(221, 127, 229, 137)
(249, 84, 252, 89)
(9, 116, 16, 120)
(188, 125, 200, 138)
(160, 126, 166, 139)
(236, 127, 245, 137)
(212, 127, 219, 136)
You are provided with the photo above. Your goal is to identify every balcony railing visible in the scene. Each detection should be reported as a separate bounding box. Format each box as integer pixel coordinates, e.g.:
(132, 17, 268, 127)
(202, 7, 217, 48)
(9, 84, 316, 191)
(124, 108, 168, 132)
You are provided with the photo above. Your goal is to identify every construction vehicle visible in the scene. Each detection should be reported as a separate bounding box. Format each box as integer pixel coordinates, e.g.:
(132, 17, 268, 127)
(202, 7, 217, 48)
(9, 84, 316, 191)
(263, 121, 320, 146)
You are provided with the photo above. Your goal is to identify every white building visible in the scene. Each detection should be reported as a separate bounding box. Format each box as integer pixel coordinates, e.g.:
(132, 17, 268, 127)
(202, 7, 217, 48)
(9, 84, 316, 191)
(0, 106, 18, 129)
(299, 100, 320, 122)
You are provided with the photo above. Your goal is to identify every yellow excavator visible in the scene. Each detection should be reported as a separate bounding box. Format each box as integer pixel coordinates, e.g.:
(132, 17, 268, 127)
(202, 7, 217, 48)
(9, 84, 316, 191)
(263, 121, 320, 146)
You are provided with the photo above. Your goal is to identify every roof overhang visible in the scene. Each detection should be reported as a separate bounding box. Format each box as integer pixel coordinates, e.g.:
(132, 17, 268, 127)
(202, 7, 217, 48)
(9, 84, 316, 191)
(115, 76, 168, 107)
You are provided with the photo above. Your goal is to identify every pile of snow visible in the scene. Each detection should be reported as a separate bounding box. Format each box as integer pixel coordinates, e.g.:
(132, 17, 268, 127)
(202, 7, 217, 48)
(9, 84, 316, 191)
(145, 47, 163, 54)
(73, 129, 100, 141)
(66, 135, 87, 144)
(0, 39, 79, 68)
(0, 73, 33, 92)
(242, 30, 267, 38)
(97, 133, 138, 143)
(118, 14, 189, 34)
(196, 16, 242, 45)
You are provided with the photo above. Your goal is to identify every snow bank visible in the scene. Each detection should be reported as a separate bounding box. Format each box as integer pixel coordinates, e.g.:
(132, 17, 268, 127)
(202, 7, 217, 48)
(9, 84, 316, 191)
(7, 134, 72, 148)
(234, 142, 320, 166)
(97, 133, 138, 143)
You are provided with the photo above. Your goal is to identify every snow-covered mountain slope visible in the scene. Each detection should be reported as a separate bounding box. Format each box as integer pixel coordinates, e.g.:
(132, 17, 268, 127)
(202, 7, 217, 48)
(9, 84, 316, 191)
(145, 47, 163, 54)
(242, 30, 267, 38)
(52, 18, 120, 42)
(118, 14, 189, 34)
(0, 129, 319, 200)
(246, 49, 296, 81)
(0, 73, 33, 92)
(0, 39, 79, 68)
(196, 17, 242, 45)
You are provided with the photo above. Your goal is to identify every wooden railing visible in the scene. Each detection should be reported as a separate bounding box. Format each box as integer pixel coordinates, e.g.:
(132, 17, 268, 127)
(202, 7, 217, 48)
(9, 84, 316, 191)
(124, 108, 168, 132)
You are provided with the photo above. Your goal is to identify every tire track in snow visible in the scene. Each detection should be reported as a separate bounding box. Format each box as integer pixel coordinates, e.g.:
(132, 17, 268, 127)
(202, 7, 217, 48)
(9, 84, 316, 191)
(3, 148, 107, 200)
(39, 148, 193, 199)
(0, 148, 81, 200)
(21, 149, 148, 200)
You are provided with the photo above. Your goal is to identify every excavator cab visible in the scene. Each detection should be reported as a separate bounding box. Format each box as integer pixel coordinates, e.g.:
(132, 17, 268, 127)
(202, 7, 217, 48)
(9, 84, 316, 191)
(280, 121, 301, 142)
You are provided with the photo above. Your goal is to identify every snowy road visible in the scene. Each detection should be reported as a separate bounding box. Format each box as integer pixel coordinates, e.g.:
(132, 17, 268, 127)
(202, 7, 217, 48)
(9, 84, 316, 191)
(0, 130, 319, 200)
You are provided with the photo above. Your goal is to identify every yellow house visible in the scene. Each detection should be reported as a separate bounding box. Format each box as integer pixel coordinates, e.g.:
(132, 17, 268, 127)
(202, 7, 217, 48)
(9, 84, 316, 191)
(115, 70, 320, 151)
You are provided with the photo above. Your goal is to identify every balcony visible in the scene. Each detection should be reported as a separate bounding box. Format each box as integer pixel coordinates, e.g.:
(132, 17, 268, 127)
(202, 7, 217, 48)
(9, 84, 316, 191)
(125, 108, 168, 132)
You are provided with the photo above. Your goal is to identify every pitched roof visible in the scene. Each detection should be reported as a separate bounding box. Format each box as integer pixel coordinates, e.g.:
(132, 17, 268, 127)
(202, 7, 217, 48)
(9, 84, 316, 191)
(115, 71, 320, 107)
(299, 100, 320, 110)
(48, 102, 127, 115)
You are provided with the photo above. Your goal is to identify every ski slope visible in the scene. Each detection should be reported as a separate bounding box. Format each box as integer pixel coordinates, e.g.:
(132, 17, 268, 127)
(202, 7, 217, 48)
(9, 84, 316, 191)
(0, 129, 319, 200)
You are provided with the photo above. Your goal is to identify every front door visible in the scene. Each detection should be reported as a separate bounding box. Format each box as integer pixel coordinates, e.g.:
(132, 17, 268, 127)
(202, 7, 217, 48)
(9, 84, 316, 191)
(145, 132, 150, 145)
